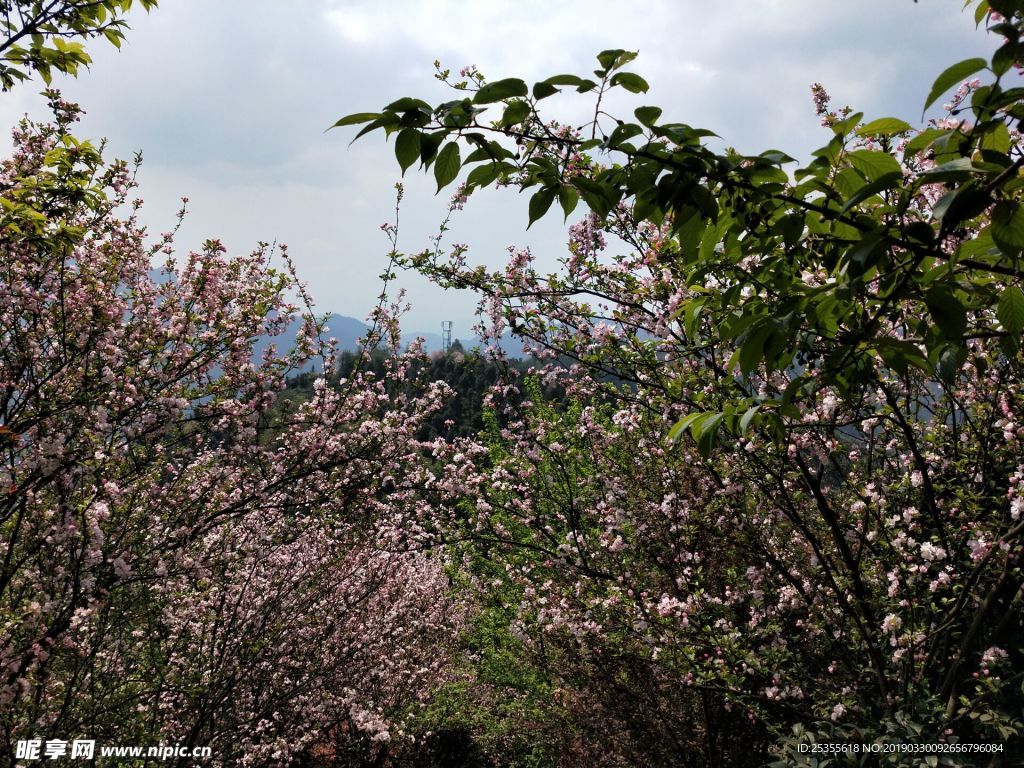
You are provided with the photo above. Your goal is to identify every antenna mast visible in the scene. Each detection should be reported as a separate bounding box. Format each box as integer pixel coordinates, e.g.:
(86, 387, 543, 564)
(441, 321, 453, 354)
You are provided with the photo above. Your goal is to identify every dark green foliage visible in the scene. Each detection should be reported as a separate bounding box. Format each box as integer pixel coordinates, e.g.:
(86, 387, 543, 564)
(277, 347, 548, 441)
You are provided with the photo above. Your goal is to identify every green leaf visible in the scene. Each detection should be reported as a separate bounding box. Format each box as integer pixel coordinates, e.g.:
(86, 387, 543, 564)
(574, 177, 616, 218)
(634, 106, 662, 127)
(904, 127, 950, 155)
(856, 117, 913, 137)
(103, 28, 123, 48)
(779, 213, 805, 248)
(844, 230, 886, 277)
(501, 99, 531, 126)
(474, 78, 528, 104)
(667, 412, 703, 442)
(997, 285, 1024, 334)
(692, 412, 725, 458)
(930, 182, 991, 227)
(419, 130, 445, 167)
(331, 112, 382, 128)
(674, 211, 706, 255)
(558, 185, 579, 220)
(681, 296, 708, 338)
(738, 405, 761, 436)
(597, 49, 637, 71)
(925, 286, 968, 340)
(434, 142, 461, 191)
(875, 339, 929, 375)
(979, 120, 1012, 154)
(847, 149, 902, 181)
(437, 99, 477, 128)
(830, 111, 864, 137)
(609, 72, 649, 94)
(540, 74, 598, 93)
(956, 227, 996, 260)
(606, 123, 643, 148)
(992, 201, 1024, 254)
(923, 57, 988, 113)
(758, 150, 796, 165)
(838, 171, 903, 215)
(934, 342, 967, 384)
(834, 167, 863, 200)
(904, 221, 936, 244)
(383, 97, 431, 113)
(394, 128, 421, 175)
(543, 74, 587, 87)
(464, 140, 514, 163)
(992, 40, 1023, 76)
(533, 81, 559, 100)
(739, 322, 774, 376)
(350, 114, 400, 144)
(466, 162, 500, 190)
(920, 156, 978, 184)
(528, 186, 556, 228)
(976, 0, 992, 25)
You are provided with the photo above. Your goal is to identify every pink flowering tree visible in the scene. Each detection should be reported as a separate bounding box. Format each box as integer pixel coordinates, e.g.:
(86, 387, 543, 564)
(340, 1, 1024, 763)
(0, 96, 467, 765)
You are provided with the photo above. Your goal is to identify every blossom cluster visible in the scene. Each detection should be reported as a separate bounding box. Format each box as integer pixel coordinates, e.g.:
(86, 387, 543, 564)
(0, 103, 466, 765)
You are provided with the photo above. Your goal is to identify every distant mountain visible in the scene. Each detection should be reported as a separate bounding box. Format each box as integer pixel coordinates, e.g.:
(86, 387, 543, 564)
(254, 314, 601, 370)
(250, 314, 368, 371)
(318, 314, 374, 351)
(251, 314, 499, 371)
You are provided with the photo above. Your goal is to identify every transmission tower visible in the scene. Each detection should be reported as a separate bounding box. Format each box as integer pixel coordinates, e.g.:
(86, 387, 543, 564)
(441, 321, 453, 354)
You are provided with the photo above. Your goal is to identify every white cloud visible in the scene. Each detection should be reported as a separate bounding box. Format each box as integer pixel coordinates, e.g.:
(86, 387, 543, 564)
(325, 8, 373, 45)
(0, 0, 999, 332)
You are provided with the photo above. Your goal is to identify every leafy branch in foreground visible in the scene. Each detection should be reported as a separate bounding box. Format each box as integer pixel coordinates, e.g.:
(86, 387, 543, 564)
(0, 0, 157, 90)
(336, 0, 1024, 452)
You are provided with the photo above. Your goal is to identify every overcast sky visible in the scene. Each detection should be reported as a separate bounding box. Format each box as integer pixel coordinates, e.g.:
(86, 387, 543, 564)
(0, 1, 997, 338)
